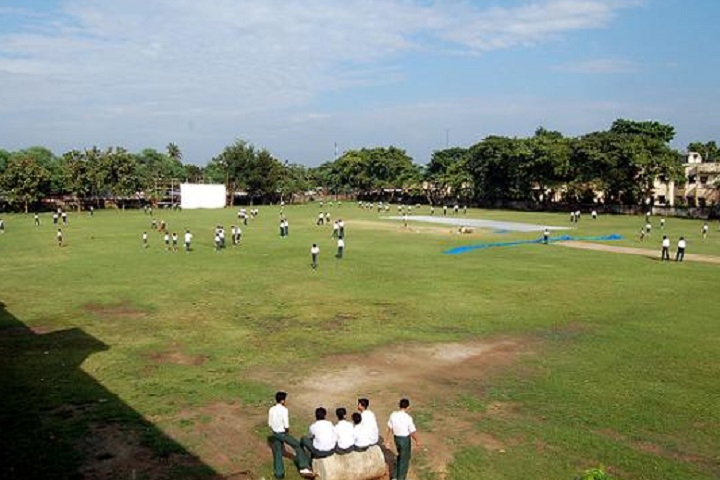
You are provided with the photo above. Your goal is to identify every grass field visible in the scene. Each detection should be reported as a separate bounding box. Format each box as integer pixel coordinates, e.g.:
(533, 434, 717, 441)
(1, 204, 719, 479)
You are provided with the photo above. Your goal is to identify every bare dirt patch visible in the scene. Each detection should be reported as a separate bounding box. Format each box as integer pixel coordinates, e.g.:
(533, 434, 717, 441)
(161, 337, 537, 479)
(78, 423, 216, 480)
(252, 337, 537, 480)
(146, 350, 209, 366)
(557, 241, 720, 265)
(163, 402, 268, 478)
(83, 300, 150, 319)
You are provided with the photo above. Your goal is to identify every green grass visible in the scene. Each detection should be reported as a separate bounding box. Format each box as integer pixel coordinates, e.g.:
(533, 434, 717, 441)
(1, 205, 719, 479)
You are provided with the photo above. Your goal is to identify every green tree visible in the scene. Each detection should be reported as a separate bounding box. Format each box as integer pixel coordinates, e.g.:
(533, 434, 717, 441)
(686, 141, 718, 162)
(209, 140, 284, 204)
(60, 150, 95, 211)
(425, 147, 470, 204)
(0, 153, 51, 212)
(523, 128, 573, 203)
(466, 136, 533, 203)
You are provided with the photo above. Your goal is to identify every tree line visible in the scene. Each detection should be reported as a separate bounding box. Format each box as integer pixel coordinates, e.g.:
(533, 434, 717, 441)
(1, 119, 716, 212)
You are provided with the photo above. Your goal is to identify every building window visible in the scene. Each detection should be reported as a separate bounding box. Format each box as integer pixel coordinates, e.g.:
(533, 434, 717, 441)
(700, 176, 708, 185)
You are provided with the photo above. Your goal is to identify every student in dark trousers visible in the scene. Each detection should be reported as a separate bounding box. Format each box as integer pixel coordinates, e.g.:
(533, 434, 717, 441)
(385, 398, 420, 480)
(311, 244, 320, 269)
(542, 228, 549, 245)
(268, 391, 313, 479)
(661, 235, 670, 261)
(676, 237, 686, 262)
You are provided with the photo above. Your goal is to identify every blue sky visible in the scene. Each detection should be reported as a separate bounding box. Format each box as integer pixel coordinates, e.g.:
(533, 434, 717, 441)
(1, 0, 718, 166)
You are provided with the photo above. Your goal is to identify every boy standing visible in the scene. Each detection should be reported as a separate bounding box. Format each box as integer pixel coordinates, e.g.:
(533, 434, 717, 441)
(336, 238, 345, 259)
(385, 398, 420, 480)
(311, 244, 320, 269)
(268, 392, 313, 479)
(676, 236, 686, 262)
(57, 228, 63, 246)
(661, 235, 670, 261)
(142, 231, 148, 248)
(184, 229, 192, 253)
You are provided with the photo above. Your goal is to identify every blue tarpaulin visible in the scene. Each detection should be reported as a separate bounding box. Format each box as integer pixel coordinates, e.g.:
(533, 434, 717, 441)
(444, 234, 623, 255)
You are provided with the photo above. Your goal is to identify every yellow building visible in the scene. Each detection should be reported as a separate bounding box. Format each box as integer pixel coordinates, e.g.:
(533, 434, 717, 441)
(653, 152, 720, 207)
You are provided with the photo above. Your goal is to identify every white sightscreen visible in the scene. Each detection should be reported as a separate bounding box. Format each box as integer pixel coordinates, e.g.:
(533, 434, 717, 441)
(180, 183, 226, 209)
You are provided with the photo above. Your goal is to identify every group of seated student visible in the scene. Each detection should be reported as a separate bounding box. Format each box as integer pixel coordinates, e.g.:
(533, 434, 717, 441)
(301, 398, 379, 460)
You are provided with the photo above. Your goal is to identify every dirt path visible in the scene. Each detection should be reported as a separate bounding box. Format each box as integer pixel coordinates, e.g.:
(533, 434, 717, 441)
(153, 336, 537, 479)
(251, 337, 537, 480)
(557, 241, 720, 265)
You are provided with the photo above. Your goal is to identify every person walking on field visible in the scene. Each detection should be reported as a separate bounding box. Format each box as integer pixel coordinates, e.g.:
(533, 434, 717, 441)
(385, 398, 420, 480)
(311, 243, 320, 269)
(184, 229, 193, 253)
(268, 391, 314, 479)
(676, 236, 686, 262)
(336, 238, 345, 259)
(702, 222, 709, 239)
(661, 235, 670, 261)
(34, 213, 40, 226)
(56, 228, 63, 246)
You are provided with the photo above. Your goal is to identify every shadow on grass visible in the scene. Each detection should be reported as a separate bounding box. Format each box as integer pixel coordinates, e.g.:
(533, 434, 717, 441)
(0, 301, 219, 479)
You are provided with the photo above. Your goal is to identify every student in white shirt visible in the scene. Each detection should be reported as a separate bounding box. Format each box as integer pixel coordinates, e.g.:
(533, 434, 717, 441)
(311, 244, 320, 269)
(268, 391, 313, 478)
(184, 230, 192, 253)
(676, 236, 686, 262)
(336, 238, 345, 259)
(661, 235, 670, 261)
(385, 398, 420, 480)
(357, 398, 379, 445)
(142, 231, 148, 249)
(333, 408, 354, 454)
(301, 407, 336, 460)
(352, 412, 373, 451)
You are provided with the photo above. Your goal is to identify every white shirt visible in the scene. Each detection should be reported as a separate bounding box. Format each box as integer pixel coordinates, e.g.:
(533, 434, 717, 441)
(311, 246, 320, 255)
(268, 404, 289, 433)
(387, 410, 416, 437)
(309, 419, 336, 451)
(354, 423, 374, 448)
(338, 239, 345, 248)
(678, 239, 686, 249)
(335, 420, 355, 450)
(360, 410, 379, 444)
(184, 232, 192, 243)
(662, 238, 670, 247)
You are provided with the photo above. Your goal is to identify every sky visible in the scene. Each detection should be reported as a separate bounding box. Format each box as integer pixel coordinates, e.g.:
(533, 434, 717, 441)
(1, 0, 719, 166)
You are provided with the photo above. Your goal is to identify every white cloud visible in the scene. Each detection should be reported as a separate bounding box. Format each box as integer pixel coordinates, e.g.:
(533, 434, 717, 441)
(554, 58, 640, 74)
(0, 0, 643, 162)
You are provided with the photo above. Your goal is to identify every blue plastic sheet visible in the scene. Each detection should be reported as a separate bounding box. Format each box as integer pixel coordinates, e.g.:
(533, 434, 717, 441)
(444, 234, 623, 255)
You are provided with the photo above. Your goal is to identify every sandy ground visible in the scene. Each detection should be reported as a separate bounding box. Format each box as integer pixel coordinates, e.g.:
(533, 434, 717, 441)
(557, 241, 720, 265)
(146, 336, 537, 480)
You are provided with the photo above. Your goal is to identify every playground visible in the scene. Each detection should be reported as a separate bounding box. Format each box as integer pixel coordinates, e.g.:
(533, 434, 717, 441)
(1, 205, 718, 479)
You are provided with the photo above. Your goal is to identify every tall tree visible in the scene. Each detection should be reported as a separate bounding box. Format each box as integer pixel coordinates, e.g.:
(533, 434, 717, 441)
(209, 140, 284, 204)
(686, 141, 718, 162)
(0, 153, 51, 212)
